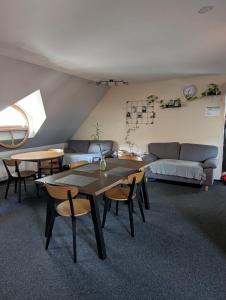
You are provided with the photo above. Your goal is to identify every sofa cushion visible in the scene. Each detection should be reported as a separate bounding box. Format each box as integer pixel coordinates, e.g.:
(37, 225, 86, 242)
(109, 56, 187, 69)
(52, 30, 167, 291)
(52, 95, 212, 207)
(88, 140, 113, 157)
(67, 140, 90, 153)
(179, 143, 218, 162)
(150, 159, 206, 181)
(148, 142, 180, 159)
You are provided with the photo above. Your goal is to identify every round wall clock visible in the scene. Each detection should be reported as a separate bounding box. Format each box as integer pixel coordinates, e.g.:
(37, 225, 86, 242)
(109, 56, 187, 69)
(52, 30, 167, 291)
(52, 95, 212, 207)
(183, 85, 197, 99)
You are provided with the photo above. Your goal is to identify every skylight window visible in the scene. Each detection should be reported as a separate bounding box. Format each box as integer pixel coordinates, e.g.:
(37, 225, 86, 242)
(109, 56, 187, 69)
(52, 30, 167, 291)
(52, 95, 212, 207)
(16, 90, 46, 138)
(0, 90, 46, 149)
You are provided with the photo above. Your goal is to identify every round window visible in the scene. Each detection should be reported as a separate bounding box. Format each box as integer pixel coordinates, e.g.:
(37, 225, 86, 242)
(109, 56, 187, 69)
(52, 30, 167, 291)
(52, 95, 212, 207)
(0, 105, 29, 149)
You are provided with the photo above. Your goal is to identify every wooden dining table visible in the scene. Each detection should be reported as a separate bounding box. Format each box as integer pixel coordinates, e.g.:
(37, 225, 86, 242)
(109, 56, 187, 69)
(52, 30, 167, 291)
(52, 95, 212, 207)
(35, 158, 152, 260)
(11, 150, 64, 178)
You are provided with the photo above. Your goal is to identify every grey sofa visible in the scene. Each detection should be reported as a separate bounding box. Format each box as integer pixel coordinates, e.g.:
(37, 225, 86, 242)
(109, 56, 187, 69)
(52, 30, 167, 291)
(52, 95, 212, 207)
(143, 142, 218, 189)
(64, 140, 114, 164)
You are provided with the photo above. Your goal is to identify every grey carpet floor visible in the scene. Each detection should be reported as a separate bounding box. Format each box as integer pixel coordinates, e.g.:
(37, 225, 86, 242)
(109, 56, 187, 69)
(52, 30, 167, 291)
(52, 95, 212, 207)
(0, 180, 226, 300)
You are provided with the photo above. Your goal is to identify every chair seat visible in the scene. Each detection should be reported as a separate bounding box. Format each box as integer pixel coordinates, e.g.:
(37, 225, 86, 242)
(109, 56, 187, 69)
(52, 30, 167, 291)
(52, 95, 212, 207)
(56, 198, 91, 217)
(12, 170, 36, 178)
(105, 187, 136, 201)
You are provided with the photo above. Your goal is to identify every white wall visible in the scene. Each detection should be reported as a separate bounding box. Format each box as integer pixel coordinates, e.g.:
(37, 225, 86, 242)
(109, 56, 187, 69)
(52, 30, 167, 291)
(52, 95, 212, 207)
(74, 75, 226, 179)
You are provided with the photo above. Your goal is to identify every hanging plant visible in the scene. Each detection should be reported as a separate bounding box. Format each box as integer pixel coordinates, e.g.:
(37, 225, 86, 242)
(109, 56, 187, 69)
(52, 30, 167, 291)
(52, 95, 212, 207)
(147, 94, 158, 104)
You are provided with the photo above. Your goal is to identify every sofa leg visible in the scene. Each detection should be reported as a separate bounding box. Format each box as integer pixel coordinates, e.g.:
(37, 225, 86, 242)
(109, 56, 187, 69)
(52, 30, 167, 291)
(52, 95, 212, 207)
(204, 185, 209, 192)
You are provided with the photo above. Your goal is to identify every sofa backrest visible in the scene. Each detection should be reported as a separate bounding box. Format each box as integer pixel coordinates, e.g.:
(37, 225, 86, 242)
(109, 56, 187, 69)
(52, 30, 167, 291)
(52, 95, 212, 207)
(179, 143, 218, 162)
(88, 140, 113, 157)
(67, 140, 90, 153)
(148, 142, 180, 159)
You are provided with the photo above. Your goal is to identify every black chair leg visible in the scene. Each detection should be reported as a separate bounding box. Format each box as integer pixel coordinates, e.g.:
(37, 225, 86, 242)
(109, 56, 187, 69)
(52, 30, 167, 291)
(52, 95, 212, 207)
(116, 201, 119, 216)
(14, 180, 17, 193)
(23, 179, 27, 192)
(102, 197, 109, 228)
(45, 213, 55, 250)
(140, 188, 144, 203)
(131, 200, 134, 213)
(137, 195, 145, 223)
(127, 200, 134, 237)
(71, 217, 77, 263)
(5, 179, 10, 199)
(35, 183, 40, 197)
(18, 178, 22, 203)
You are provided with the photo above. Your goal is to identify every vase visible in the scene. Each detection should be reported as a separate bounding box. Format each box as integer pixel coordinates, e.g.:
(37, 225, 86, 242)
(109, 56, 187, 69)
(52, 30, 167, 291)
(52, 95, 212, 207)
(100, 156, 107, 171)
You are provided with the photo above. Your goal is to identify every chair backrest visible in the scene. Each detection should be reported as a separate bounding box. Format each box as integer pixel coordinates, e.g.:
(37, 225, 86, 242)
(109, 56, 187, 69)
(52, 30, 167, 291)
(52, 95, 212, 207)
(127, 171, 144, 185)
(45, 184, 79, 200)
(70, 160, 89, 169)
(3, 158, 21, 167)
(119, 155, 142, 161)
(2, 159, 21, 177)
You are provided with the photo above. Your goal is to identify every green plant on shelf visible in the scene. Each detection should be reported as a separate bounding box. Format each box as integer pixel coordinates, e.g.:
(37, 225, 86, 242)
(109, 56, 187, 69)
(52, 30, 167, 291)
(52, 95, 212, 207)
(185, 95, 198, 101)
(201, 83, 221, 97)
(160, 98, 182, 109)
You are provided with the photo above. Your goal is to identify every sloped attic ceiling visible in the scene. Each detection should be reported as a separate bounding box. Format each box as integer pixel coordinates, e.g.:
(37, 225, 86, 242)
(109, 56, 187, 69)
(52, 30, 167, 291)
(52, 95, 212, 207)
(0, 0, 226, 81)
(0, 55, 108, 149)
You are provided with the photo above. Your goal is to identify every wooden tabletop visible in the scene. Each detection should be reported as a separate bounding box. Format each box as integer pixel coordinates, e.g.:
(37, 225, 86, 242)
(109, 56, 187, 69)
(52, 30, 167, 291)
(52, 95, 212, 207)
(11, 150, 64, 162)
(36, 158, 151, 196)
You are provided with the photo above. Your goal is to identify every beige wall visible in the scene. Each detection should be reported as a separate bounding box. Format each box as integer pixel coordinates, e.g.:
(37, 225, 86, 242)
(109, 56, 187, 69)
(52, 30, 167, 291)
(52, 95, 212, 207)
(74, 75, 226, 179)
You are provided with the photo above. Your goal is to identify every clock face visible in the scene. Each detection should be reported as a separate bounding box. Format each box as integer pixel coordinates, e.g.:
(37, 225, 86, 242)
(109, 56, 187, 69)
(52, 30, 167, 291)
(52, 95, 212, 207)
(183, 85, 197, 99)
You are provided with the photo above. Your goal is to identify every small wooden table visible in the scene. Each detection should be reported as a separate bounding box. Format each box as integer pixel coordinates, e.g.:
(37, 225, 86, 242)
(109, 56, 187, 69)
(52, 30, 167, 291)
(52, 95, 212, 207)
(36, 158, 151, 260)
(11, 150, 64, 178)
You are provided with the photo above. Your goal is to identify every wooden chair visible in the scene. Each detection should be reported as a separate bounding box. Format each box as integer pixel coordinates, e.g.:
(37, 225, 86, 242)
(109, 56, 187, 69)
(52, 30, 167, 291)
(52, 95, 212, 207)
(118, 154, 145, 198)
(2, 158, 37, 202)
(69, 160, 89, 169)
(102, 171, 145, 237)
(45, 184, 91, 263)
(40, 149, 64, 175)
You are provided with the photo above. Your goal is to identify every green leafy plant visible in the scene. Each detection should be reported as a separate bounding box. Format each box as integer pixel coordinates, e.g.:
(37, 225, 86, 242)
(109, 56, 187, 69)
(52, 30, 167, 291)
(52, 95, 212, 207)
(91, 122, 103, 141)
(125, 128, 135, 153)
(201, 83, 221, 96)
(185, 95, 198, 101)
(147, 94, 158, 104)
(160, 98, 182, 109)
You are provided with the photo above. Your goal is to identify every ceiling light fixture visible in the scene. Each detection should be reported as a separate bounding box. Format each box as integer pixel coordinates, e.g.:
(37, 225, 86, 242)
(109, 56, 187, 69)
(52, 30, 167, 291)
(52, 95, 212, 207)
(198, 5, 214, 14)
(96, 79, 129, 86)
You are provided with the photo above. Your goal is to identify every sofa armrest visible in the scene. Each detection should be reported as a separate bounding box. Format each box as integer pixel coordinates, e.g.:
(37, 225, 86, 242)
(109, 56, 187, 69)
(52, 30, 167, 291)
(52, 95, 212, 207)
(202, 158, 218, 169)
(142, 153, 158, 162)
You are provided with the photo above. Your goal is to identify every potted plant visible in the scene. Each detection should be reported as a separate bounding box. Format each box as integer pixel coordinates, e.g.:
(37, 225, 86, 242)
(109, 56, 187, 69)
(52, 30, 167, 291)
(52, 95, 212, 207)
(201, 83, 221, 96)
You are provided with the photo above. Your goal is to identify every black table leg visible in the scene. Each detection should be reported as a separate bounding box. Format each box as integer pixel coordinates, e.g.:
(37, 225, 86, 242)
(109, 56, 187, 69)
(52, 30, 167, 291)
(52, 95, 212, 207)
(57, 156, 63, 172)
(142, 177, 150, 210)
(89, 195, 106, 259)
(37, 160, 42, 179)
